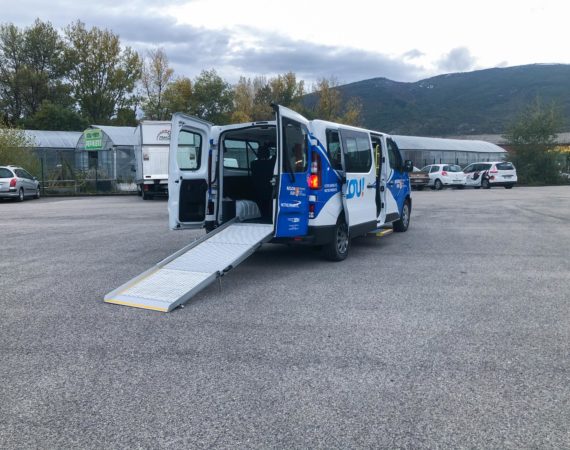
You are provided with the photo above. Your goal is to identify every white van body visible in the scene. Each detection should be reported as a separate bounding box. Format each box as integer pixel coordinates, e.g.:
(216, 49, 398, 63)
(135, 121, 171, 199)
(168, 106, 413, 259)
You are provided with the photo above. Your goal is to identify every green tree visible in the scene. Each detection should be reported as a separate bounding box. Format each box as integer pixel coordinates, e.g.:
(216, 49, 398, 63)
(311, 77, 362, 126)
(141, 48, 174, 120)
(0, 20, 68, 125)
(24, 100, 88, 131)
(190, 69, 233, 123)
(269, 72, 304, 108)
(503, 98, 563, 185)
(64, 21, 142, 124)
(162, 76, 192, 116)
(0, 122, 39, 175)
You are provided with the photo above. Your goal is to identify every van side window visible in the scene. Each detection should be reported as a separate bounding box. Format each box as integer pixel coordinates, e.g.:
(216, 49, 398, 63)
(177, 130, 202, 170)
(340, 130, 371, 173)
(387, 139, 402, 171)
(430, 166, 439, 173)
(223, 139, 258, 170)
(325, 129, 343, 170)
(282, 118, 308, 173)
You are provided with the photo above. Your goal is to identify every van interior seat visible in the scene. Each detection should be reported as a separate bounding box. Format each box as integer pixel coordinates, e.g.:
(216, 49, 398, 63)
(235, 199, 261, 221)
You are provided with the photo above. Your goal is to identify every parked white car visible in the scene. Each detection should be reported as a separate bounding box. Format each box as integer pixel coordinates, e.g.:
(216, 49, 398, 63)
(420, 164, 466, 190)
(463, 161, 517, 189)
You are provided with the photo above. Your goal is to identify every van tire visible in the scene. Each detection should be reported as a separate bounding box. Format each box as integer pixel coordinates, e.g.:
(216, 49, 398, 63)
(142, 191, 152, 200)
(393, 200, 411, 232)
(434, 179, 443, 190)
(505, 185, 513, 189)
(18, 188, 24, 202)
(323, 218, 349, 261)
(35, 187, 40, 199)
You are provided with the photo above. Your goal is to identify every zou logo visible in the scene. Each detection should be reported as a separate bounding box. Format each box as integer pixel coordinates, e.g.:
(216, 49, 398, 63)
(346, 178, 365, 199)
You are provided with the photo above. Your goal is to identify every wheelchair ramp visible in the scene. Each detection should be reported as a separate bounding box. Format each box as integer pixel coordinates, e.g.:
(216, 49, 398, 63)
(104, 221, 273, 312)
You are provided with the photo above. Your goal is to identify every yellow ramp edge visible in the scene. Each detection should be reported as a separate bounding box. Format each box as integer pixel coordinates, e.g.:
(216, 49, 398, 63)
(104, 298, 169, 312)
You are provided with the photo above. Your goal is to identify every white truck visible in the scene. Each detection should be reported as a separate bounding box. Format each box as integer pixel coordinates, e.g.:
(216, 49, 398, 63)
(134, 121, 171, 199)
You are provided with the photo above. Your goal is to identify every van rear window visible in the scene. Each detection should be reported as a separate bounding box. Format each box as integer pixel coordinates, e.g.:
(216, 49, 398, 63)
(0, 168, 14, 178)
(496, 162, 514, 170)
(282, 117, 308, 173)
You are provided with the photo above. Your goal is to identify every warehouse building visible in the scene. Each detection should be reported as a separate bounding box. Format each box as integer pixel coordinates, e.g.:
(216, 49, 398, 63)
(392, 135, 508, 169)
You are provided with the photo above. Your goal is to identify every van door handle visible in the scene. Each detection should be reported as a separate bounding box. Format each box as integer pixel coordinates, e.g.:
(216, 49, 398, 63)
(367, 182, 376, 189)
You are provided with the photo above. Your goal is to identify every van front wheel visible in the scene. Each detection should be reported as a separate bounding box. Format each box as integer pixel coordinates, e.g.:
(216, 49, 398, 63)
(393, 200, 411, 232)
(323, 219, 349, 261)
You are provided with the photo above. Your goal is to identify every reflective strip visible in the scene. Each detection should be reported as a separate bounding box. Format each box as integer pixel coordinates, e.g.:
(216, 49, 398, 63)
(104, 298, 169, 312)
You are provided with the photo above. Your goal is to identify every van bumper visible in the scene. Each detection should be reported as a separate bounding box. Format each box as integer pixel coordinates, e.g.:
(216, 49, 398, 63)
(271, 225, 336, 246)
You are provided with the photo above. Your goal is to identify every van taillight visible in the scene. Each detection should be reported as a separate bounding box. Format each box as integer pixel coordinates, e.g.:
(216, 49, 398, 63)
(441, 171, 448, 176)
(309, 151, 322, 189)
(9, 178, 17, 187)
(490, 167, 498, 173)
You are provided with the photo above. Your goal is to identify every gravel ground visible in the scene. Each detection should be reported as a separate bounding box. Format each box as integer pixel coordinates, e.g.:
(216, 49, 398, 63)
(1, 187, 569, 449)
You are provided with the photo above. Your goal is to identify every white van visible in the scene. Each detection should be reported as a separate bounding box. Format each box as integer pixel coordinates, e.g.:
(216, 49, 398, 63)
(134, 121, 171, 199)
(168, 105, 414, 260)
(104, 106, 415, 312)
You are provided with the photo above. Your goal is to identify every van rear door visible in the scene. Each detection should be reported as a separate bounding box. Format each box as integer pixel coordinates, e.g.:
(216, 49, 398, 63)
(168, 113, 212, 230)
(274, 105, 310, 238)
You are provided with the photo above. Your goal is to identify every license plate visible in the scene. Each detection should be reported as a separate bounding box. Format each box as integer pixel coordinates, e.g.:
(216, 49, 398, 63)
(503, 175, 512, 178)
(453, 180, 461, 183)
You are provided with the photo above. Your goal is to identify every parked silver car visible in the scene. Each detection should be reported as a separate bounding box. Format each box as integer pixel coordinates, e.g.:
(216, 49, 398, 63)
(0, 165, 40, 201)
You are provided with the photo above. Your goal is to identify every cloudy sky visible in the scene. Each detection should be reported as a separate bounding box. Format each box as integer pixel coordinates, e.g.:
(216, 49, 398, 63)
(3, 0, 569, 85)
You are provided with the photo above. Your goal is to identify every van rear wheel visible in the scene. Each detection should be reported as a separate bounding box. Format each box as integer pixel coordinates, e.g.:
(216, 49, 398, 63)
(324, 219, 349, 261)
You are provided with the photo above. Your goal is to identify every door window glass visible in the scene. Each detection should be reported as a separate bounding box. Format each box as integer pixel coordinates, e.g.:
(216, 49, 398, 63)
(15, 169, 25, 178)
(177, 130, 202, 170)
(282, 117, 308, 173)
(341, 130, 371, 173)
(325, 129, 343, 170)
(430, 166, 439, 173)
(223, 139, 259, 170)
(387, 139, 402, 171)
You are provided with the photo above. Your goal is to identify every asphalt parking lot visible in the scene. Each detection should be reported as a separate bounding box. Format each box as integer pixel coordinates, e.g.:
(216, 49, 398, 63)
(1, 187, 569, 449)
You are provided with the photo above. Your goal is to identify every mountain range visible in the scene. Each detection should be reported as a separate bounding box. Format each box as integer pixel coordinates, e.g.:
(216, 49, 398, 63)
(333, 64, 570, 136)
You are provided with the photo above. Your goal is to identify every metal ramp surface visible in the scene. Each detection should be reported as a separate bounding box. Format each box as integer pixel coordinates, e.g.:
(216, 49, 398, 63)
(104, 221, 273, 312)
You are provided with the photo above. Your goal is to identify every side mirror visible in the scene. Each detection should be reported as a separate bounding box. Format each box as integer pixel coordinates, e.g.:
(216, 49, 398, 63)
(403, 160, 414, 172)
(33, 176, 38, 180)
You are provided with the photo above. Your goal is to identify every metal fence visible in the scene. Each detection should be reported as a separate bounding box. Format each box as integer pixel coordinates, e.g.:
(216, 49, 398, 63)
(34, 147, 137, 196)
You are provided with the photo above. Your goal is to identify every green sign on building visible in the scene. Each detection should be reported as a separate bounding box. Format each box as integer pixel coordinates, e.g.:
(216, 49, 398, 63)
(84, 129, 103, 150)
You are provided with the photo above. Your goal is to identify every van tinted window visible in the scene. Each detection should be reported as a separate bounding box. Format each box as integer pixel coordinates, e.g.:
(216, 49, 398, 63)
(387, 139, 402, 171)
(0, 168, 14, 178)
(325, 129, 343, 170)
(445, 165, 462, 172)
(282, 117, 308, 173)
(341, 130, 372, 173)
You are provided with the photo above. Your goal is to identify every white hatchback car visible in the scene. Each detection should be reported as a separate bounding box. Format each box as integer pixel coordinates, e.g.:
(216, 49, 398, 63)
(463, 161, 517, 189)
(421, 164, 466, 190)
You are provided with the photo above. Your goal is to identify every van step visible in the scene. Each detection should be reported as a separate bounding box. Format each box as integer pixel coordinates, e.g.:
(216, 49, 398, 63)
(368, 227, 394, 237)
(104, 222, 273, 312)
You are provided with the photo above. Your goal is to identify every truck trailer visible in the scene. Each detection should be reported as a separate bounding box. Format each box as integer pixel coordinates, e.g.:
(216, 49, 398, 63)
(134, 121, 171, 199)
